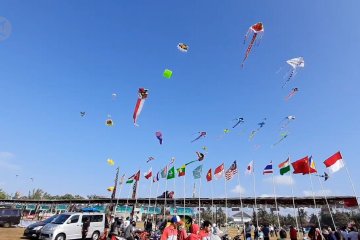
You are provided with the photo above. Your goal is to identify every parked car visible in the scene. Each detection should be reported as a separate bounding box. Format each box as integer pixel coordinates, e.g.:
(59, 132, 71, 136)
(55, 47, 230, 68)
(40, 212, 105, 240)
(24, 215, 58, 239)
(0, 208, 21, 227)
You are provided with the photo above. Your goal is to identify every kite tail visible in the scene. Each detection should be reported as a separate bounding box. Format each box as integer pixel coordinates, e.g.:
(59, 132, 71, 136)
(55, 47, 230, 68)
(232, 121, 240, 128)
(285, 91, 296, 101)
(282, 69, 295, 88)
(191, 136, 201, 143)
(241, 33, 257, 67)
(243, 29, 251, 44)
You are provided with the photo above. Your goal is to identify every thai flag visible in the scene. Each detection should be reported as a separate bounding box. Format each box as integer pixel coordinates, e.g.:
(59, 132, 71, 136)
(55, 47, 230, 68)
(263, 161, 273, 175)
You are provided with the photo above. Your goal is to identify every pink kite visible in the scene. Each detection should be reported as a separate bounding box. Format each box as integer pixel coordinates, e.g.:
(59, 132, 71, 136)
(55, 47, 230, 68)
(133, 88, 149, 126)
(156, 131, 163, 144)
(191, 131, 207, 143)
(285, 87, 299, 101)
(242, 22, 264, 67)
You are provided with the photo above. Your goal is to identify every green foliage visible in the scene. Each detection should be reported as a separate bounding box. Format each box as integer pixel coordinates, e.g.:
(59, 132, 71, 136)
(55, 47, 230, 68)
(320, 209, 350, 229)
(0, 189, 9, 199)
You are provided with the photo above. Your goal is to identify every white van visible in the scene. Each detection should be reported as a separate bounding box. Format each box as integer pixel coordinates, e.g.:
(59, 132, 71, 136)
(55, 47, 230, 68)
(40, 212, 105, 240)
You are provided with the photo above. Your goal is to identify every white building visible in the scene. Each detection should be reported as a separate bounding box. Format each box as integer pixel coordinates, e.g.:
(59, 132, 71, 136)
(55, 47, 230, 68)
(232, 212, 252, 224)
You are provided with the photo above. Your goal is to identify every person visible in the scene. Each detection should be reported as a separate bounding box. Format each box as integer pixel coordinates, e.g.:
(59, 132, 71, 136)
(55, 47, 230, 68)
(82, 217, 90, 240)
(212, 223, 223, 237)
(109, 217, 121, 239)
(254, 225, 259, 240)
(279, 228, 287, 240)
(290, 226, 298, 240)
(146, 218, 153, 233)
(187, 224, 200, 240)
(161, 216, 180, 240)
(125, 220, 136, 240)
(258, 226, 264, 240)
(339, 227, 348, 240)
(178, 221, 188, 240)
(262, 225, 270, 240)
(199, 220, 212, 240)
(244, 222, 252, 240)
(347, 226, 359, 240)
(269, 225, 274, 238)
(308, 227, 317, 240)
(100, 214, 111, 240)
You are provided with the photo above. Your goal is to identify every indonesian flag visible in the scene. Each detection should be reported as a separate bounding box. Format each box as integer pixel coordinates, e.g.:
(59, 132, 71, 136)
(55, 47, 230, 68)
(214, 163, 224, 178)
(206, 168, 212, 182)
(144, 168, 152, 179)
(324, 151, 345, 173)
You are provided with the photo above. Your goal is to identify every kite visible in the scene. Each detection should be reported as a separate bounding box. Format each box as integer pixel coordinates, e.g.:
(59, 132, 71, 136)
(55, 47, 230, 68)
(107, 186, 114, 192)
(285, 88, 299, 101)
(147, 157, 155, 163)
(30, 178, 34, 182)
(156, 131, 163, 144)
(281, 116, 295, 129)
(242, 22, 264, 67)
(232, 117, 244, 128)
(224, 129, 230, 134)
(177, 43, 189, 53)
(163, 69, 173, 79)
(196, 152, 205, 161)
(107, 159, 115, 166)
(202, 146, 208, 152)
(272, 132, 289, 147)
(80, 112, 85, 117)
(112, 93, 117, 100)
(191, 131, 207, 143)
(249, 118, 267, 140)
(106, 115, 114, 126)
(282, 57, 305, 88)
(315, 172, 329, 181)
(133, 88, 149, 126)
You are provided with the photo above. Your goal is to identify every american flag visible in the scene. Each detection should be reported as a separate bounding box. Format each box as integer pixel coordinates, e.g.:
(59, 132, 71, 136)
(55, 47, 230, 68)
(225, 161, 238, 180)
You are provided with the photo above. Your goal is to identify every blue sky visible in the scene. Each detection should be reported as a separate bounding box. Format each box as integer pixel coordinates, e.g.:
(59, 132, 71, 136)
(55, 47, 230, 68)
(0, 0, 360, 202)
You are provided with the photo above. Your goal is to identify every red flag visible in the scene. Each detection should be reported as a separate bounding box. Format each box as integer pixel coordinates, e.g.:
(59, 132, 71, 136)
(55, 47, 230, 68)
(134, 170, 141, 181)
(206, 168, 212, 182)
(292, 156, 310, 174)
(144, 168, 152, 179)
(214, 163, 224, 178)
(323, 151, 344, 173)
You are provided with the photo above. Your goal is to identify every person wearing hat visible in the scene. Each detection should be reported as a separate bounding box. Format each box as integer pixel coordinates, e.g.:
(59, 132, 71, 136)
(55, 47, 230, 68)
(161, 216, 180, 240)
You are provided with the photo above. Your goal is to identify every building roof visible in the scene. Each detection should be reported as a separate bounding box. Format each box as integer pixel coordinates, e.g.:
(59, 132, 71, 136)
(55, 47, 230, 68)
(232, 212, 252, 218)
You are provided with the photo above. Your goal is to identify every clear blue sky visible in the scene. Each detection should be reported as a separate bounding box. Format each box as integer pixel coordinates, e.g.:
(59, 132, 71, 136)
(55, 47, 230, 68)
(0, 0, 360, 201)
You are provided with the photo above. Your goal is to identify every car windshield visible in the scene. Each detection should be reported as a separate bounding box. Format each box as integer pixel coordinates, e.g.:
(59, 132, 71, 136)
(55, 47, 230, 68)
(43, 215, 58, 224)
(52, 214, 70, 224)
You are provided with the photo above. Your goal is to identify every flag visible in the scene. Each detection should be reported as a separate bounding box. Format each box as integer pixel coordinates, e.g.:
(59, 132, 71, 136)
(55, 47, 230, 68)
(292, 156, 310, 174)
(177, 165, 186, 177)
(307, 156, 317, 174)
(126, 175, 135, 184)
(214, 163, 224, 178)
(278, 158, 291, 175)
(323, 151, 344, 173)
(133, 170, 140, 181)
(225, 161, 238, 180)
(167, 166, 175, 179)
(119, 174, 125, 185)
(144, 168, 152, 179)
(263, 161, 273, 174)
(193, 165, 203, 179)
(153, 172, 160, 183)
(206, 168, 212, 182)
(161, 166, 168, 178)
(246, 160, 254, 174)
(107, 186, 115, 192)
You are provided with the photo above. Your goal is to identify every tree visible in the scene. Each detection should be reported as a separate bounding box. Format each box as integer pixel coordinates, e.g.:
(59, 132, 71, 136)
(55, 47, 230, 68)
(216, 207, 227, 226)
(309, 213, 318, 226)
(0, 189, 8, 199)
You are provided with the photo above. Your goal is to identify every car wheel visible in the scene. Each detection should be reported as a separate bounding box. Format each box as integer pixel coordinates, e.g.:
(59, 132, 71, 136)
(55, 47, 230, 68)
(55, 233, 66, 240)
(91, 231, 100, 240)
(3, 222, 10, 228)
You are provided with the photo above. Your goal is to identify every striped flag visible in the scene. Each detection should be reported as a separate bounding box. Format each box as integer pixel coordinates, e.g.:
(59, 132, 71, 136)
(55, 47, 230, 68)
(278, 158, 291, 175)
(225, 161, 238, 180)
(153, 172, 160, 183)
(214, 163, 224, 178)
(263, 161, 273, 174)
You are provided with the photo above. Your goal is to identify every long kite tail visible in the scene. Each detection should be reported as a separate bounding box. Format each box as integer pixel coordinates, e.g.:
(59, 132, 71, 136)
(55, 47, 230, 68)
(282, 69, 295, 88)
(191, 135, 201, 143)
(241, 33, 257, 68)
(232, 120, 242, 128)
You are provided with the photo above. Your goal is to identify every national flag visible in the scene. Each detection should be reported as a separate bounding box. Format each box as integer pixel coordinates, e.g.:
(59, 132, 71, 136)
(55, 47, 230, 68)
(161, 166, 168, 178)
(278, 158, 291, 175)
(292, 156, 310, 174)
(263, 161, 273, 175)
(167, 166, 175, 179)
(153, 172, 160, 183)
(193, 165, 203, 179)
(306, 156, 317, 174)
(144, 168, 152, 179)
(133, 170, 140, 181)
(177, 165, 186, 177)
(246, 160, 254, 174)
(323, 151, 345, 173)
(119, 174, 125, 185)
(206, 168, 212, 182)
(214, 163, 224, 178)
(225, 161, 238, 180)
(126, 175, 135, 184)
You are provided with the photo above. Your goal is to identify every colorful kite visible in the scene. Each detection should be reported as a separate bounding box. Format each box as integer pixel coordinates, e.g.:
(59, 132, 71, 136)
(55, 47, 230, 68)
(285, 88, 299, 101)
(233, 117, 244, 128)
(224, 129, 230, 134)
(177, 43, 189, 53)
(106, 115, 114, 126)
(196, 152, 205, 161)
(249, 118, 267, 140)
(133, 88, 149, 126)
(315, 172, 329, 181)
(147, 157, 155, 163)
(272, 132, 289, 147)
(80, 112, 85, 117)
(281, 116, 295, 129)
(156, 131, 163, 144)
(282, 57, 305, 88)
(242, 22, 264, 67)
(191, 131, 207, 143)
(107, 158, 115, 166)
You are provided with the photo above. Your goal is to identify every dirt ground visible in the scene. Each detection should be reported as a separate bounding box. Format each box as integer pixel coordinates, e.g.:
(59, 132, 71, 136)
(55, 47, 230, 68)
(0, 227, 26, 240)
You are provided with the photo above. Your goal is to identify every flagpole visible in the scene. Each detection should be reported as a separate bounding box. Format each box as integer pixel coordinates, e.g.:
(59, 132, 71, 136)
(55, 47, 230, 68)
(153, 181, 160, 225)
(308, 170, 322, 230)
(183, 174, 186, 216)
(148, 178, 153, 218)
(198, 178, 201, 225)
(113, 176, 124, 216)
(126, 185, 132, 217)
(271, 172, 281, 228)
(342, 157, 360, 211)
(289, 167, 299, 235)
(316, 174, 336, 229)
(224, 175, 228, 230)
(173, 177, 176, 209)
(211, 179, 214, 223)
(237, 170, 246, 237)
(164, 177, 168, 219)
(252, 161, 259, 229)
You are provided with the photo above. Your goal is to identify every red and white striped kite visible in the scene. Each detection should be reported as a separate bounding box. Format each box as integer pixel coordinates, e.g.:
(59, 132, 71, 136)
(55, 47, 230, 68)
(133, 88, 149, 126)
(242, 22, 264, 67)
